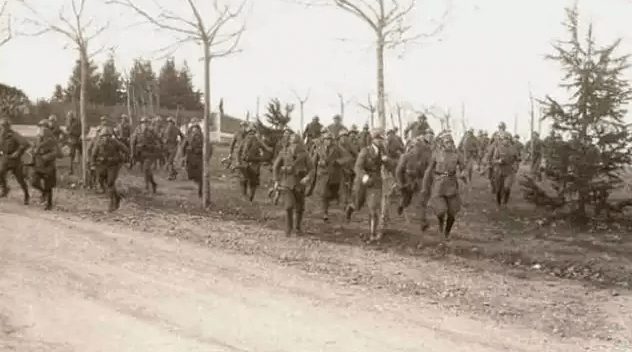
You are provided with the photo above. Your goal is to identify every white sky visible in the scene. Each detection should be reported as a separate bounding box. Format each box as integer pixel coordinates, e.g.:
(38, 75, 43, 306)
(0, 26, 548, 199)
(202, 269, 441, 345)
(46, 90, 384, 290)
(1, 0, 632, 138)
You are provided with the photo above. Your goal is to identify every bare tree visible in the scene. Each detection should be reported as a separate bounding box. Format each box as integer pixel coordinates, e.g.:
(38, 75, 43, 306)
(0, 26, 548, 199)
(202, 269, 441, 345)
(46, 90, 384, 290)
(336, 92, 354, 120)
(0, 0, 11, 47)
(295, 0, 451, 129)
(17, 0, 110, 184)
(107, 0, 248, 207)
(357, 94, 376, 128)
(292, 88, 310, 135)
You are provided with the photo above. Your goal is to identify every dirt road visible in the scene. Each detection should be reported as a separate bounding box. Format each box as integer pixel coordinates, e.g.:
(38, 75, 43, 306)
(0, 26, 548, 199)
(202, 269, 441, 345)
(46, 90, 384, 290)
(0, 203, 626, 352)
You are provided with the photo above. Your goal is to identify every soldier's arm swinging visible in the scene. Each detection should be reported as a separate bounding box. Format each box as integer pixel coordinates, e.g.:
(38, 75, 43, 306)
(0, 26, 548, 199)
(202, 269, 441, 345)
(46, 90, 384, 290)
(395, 154, 407, 187)
(354, 148, 368, 178)
(12, 131, 30, 158)
(420, 156, 437, 198)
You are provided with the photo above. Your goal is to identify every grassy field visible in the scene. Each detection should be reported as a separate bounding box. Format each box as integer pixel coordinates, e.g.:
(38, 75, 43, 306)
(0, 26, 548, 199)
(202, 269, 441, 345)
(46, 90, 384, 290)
(31, 143, 629, 291)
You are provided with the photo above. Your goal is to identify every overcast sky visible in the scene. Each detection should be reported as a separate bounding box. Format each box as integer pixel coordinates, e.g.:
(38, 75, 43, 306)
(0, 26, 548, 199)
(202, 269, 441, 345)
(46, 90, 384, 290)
(1, 0, 632, 137)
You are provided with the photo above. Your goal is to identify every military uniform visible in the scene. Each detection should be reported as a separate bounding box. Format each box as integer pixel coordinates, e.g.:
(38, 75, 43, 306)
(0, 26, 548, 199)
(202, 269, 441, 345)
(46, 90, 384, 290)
(395, 137, 432, 216)
(338, 129, 359, 206)
(303, 116, 323, 150)
(31, 120, 62, 210)
(458, 130, 479, 181)
(272, 134, 314, 236)
(0, 118, 30, 204)
(162, 117, 184, 180)
(131, 116, 163, 193)
(66, 112, 83, 175)
(312, 132, 353, 221)
(525, 132, 543, 180)
(115, 115, 131, 148)
(180, 124, 213, 198)
(420, 131, 465, 238)
(345, 128, 393, 242)
(91, 126, 129, 211)
(486, 131, 518, 205)
(358, 124, 371, 149)
(326, 115, 348, 139)
(404, 115, 431, 140)
(228, 122, 248, 168)
(237, 126, 266, 202)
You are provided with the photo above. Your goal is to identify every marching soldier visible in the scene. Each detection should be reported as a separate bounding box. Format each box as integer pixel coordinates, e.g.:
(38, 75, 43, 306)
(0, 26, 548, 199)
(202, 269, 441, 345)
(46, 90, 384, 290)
(272, 133, 314, 237)
(338, 130, 359, 206)
(303, 115, 323, 150)
(344, 127, 393, 242)
(66, 111, 82, 175)
(312, 131, 353, 222)
(395, 135, 432, 216)
(131, 116, 162, 193)
(0, 117, 30, 204)
(237, 124, 266, 202)
(162, 116, 184, 180)
(48, 114, 66, 141)
(326, 114, 348, 139)
(180, 124, 213, 198)
(477, 130, 489, 171)
(30, 119, 62, 210)
(458, 129, 479, 181)
(91, 126, 130, 211)
(525, 131, 543, 180)
(420, 130, 466, 239)
(115, 114, 131, 147)
(358, 124, 371, 148)
(226, 121, 248, 169)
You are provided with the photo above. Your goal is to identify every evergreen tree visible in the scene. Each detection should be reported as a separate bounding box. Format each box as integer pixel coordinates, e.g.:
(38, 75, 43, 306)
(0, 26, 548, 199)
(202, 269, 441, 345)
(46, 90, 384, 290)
(521, 4, 632, 220)
(129, 58, 158, 112)
(97, 55, 123, 106)
(264, 98, 293, 129)
(177, 61, 202, 111)
(158, 57, 180, 110)
(65, 59, 100, 104)
(51, 84, 64, 102)
(0, 83, 30, 123)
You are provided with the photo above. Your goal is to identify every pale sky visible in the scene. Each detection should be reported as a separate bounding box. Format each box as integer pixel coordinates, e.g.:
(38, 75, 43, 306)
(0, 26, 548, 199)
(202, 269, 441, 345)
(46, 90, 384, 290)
(1, 0, 632, 139)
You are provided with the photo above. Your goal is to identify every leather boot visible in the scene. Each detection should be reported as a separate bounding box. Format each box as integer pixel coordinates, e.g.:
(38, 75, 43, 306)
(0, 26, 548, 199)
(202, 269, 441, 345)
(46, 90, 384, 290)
(295, 210, 304, 235)
(285, 209, 293, 237)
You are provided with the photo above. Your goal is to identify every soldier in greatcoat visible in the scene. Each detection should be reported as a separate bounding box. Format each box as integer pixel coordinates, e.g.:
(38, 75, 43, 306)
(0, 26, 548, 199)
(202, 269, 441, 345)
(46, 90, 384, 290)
(0, 117, 30, 204)
(272, 133, 314, 237)
(131, 116, 163, 193)
(91, 126, 130, 211)
(30, 119, 62, 210)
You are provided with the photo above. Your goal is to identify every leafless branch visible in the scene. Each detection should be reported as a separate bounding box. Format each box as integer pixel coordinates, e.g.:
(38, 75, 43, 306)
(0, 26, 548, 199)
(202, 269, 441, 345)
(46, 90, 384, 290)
(0, 0, 11, 47)
(15, 0, 110, 55)
(292, 88, 311, 103)
(108, 0, 248, 60)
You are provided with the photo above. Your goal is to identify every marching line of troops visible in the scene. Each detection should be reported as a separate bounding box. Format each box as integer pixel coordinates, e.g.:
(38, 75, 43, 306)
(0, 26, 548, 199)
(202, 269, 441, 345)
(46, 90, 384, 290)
(0, 111, 545, 242)
(226, 115, 544, 242)
(0, 112, 211, 212)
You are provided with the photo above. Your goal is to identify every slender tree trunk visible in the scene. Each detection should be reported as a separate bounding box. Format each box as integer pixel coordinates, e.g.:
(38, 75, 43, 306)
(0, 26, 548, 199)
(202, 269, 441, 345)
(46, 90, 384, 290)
(202, 43, 212, 207)
(126, 81, 133, 125)
(79, 47, 88, 185)
(376, 38, 386, 129)
(299, 102, 304, 137)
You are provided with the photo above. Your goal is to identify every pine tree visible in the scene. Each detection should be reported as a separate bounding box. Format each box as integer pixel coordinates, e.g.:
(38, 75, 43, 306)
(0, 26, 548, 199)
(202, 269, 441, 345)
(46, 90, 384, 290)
(97, 55, 123, 106)
(177, 61, 202, 111)
(0, 83, 30, 123)
(521, 4, 632, 220)
(65, 59, 100, 104)
(158, 57, 180, 110)
(264, 98, 293, 129)
(51, 84, 64, 102)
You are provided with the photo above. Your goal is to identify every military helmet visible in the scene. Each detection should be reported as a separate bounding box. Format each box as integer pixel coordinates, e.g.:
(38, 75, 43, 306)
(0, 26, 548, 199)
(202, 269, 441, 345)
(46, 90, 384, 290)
(323, 131, 334, 140)
(246, 123, 256, 133)
(363, 124, 369, 130)
(498, 122, 507, 129)
(48, 114, 58, 122)
(0, 117, 10, 128)
(338, 129, 348, 137)
(167, 116, 176, 123)
(370, 127, 385, 140)
(38, 119, 50, 128)
(100, 115, 108, 123)
(312, 115, 319, 121)
(350, 124, 358, 132)
(140, 116, 148, 123)
(333, 114, 342, 121)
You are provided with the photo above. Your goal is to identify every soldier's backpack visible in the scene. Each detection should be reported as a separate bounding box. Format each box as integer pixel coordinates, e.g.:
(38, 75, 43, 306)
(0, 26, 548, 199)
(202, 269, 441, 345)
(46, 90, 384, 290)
(494, 139, 515, 165)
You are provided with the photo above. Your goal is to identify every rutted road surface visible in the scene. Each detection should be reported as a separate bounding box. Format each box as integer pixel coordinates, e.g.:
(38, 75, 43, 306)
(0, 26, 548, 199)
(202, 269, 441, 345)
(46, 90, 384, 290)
(0, 203, 623, 352)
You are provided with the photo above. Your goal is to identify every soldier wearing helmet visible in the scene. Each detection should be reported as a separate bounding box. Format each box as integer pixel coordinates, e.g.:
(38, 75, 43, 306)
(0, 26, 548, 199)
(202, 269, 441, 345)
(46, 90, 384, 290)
(65, 112, 83, 174)
(326, 114, 348, 140)
(131, 115, 162, 193)
(395, 126, 433, 217)
(345, 127, 394, 242)
(30, 119, 63, 210)
(228, 120, 249, 167)
(311, 130, 353, 222)
(180, 121, 210, 198)
(303, 115, 323, 150)
(458, 128, 480, 183)
(91, 125, 130, 211)
(161, 116, 185, 180)
(0, 117, 31, 204)
(419, 130, 465, 239)
(272, 130, 314, 236)
(236, 122, 268, 202)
